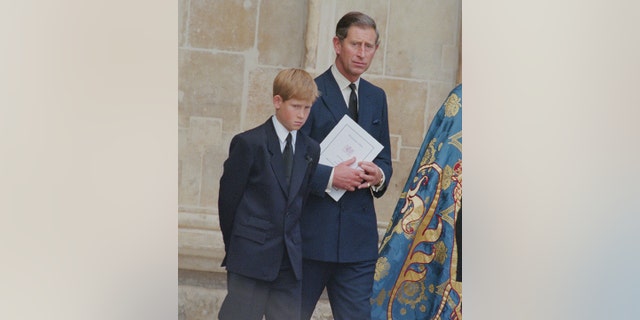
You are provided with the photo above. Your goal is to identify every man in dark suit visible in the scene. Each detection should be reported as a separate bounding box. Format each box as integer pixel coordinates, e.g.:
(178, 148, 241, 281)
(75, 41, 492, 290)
(299, 12, 393, 320)
(218, 69, 320, 320)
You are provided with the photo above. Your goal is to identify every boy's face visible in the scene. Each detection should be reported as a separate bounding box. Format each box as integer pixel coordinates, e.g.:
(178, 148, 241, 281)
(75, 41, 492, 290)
(273, 95, 313, 132)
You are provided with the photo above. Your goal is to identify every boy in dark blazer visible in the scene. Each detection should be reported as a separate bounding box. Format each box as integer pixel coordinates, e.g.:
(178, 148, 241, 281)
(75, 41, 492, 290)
(217, 68, 320, 320)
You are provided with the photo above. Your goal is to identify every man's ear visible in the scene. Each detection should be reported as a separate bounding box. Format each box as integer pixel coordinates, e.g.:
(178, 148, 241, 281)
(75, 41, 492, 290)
(333, 36, 341, 55)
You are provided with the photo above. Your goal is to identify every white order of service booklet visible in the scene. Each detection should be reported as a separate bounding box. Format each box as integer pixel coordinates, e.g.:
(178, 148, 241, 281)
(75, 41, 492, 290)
(319, 115, 383, 201)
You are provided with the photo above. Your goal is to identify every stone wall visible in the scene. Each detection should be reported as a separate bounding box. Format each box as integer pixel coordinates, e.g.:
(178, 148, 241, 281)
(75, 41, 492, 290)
(179, 0, 461, 318)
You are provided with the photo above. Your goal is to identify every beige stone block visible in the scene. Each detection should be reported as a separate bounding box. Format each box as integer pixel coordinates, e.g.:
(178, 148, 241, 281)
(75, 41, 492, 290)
(398, 146, 421, 179)
(205, 131, 235, 209)
(187, 0, 257, 50)
(369, 77, 428, 147)
(178, 285, 225, 320)
(178, 0, 187, 47)
(180, 206, 217, 214)
(179, 211, 219, 230)
(178, 127, 189, 153)
(258, 0, 306, 67)
(389, 134, 401, 161)
(377, 221, 390, 242)
(386, 0, 460, 80)
(442, 44, 461, 74)
(179, 148, 202, 206)
(178, 127, 189, 188)
(387, 40, 447, 80)
(335, 0, 388, 75)
(179, 228, 225, 258)
(189, 117, 223, 152)
(179, 49, 244, 131)
(393, 0, 458, 45)
(245, 68, 280, 130)
(179, 255, 225, 273)
(179, 117, 224, 207)
(189, 117, 226, 207)
(200, 147, 227, 207)
(310, 300, 334, 320)
(179, 269, 227, 289)
(373, 182, 398, 225)
(373, 168, 401, 224)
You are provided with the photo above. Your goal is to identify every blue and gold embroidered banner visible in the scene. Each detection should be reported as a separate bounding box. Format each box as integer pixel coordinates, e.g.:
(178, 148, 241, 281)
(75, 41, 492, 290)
(372, 84, 462, 320)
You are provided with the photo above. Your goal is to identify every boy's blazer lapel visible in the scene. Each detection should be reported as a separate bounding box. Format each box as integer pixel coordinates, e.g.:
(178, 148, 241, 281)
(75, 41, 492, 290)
(265, 121, 290, 195)
(288, 136, 313, 201)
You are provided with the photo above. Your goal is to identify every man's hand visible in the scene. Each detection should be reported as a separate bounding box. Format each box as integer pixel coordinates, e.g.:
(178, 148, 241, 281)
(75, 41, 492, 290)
(331, 157, 362, 191)
(357, 161, 382, 189)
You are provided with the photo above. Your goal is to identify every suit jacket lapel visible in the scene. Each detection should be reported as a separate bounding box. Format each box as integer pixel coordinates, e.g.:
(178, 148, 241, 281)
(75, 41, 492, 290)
(318, 70, 350, 124)
(288, 135, 312, 201)
(356, 81, 374, 130)
(265, 121, 290, 195)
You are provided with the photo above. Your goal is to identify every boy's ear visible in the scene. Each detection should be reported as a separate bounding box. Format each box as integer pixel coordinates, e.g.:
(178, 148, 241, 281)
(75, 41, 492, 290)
(273, 95, 283, 109)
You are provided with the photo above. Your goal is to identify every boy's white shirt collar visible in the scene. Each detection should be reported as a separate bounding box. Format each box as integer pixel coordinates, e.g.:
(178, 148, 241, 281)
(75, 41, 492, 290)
(271, 116, 296, 152)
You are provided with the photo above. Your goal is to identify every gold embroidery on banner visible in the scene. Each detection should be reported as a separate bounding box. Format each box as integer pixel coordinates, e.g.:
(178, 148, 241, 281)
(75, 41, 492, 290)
(442, 165, 454, 190)
(434, 241, 448, 265)
(433, 159, 463, 320)
(450, 221, 459, 280)
(454, 300, 462, 319)
(379, 114, 463, 318)
(452, 160, 462, 216)
(441, 205, 455, 226)
(386, 163, 444, 319)
(378, 217, 411, 250)
(399, 173, 430, 234)
(396, 281, 427, 311)
(434, 282, 463, 320)
(434, 283, 454, 319)
(421, 138, 441, 166)
(374, 256, 390, 281)
(451, 281, 462, 294)
(373, 288, 386, 306)
(449, 131, 462, 153)
(385, 159, 464, 319)
(444, 93, 461, 117)
(447, 297, 458, 311)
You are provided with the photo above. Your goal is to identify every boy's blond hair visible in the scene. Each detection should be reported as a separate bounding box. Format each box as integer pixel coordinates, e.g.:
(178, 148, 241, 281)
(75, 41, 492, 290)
(273, 68, 319, 102)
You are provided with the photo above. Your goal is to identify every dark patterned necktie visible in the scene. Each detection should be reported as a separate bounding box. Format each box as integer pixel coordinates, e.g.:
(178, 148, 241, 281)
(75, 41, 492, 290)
(348, 83, 358, 122)
(283, 133, 293, 186)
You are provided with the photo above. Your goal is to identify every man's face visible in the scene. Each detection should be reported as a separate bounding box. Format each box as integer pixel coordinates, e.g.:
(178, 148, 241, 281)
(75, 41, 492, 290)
(334, 26, 379, 82)
(273, 95, 313, 132)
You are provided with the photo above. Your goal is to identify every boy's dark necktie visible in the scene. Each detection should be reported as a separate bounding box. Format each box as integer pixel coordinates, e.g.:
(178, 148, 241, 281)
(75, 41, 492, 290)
(283, 133, 293, 186)
(348, 83, 358, 122)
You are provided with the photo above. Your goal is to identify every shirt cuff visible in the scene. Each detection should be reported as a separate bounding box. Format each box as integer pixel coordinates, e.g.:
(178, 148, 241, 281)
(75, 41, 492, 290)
(325, 168, 335, 193)
(371, 167, 385, 192)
